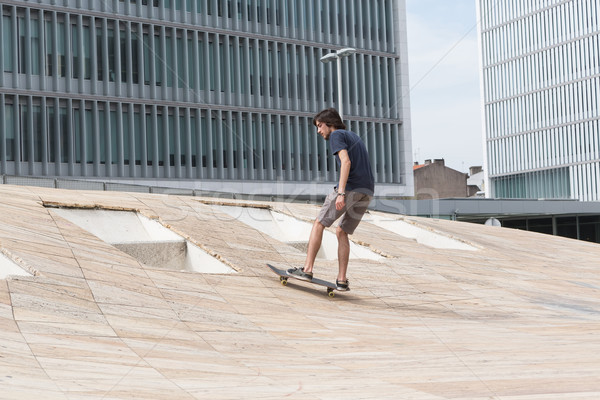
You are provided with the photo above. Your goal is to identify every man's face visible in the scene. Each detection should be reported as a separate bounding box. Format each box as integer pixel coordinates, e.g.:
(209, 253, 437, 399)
(316, 121, 335, 140)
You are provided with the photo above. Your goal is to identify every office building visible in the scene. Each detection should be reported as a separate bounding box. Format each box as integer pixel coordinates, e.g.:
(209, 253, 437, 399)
(477, 0, 600, 200)
(0, 0, 413, 197)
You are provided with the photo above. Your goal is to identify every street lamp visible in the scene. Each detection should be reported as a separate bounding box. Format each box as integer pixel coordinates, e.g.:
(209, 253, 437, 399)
(320, 47, 357, 120)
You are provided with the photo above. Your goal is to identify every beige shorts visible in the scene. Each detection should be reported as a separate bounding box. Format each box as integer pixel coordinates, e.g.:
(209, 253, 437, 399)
(317, 190, 372, 235)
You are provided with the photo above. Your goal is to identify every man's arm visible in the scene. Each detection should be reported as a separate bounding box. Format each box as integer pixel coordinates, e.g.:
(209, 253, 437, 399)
(336, 149, 351, 211)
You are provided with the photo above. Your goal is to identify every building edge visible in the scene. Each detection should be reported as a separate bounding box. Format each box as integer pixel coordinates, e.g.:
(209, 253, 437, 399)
(395, 0, 415, 197)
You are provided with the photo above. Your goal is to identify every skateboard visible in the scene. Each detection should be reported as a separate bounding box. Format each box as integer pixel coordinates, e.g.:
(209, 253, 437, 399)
(266, 263, 341, 297)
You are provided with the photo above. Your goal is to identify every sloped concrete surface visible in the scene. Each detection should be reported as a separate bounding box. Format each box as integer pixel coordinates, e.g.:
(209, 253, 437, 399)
(211, 204, 383, 261)
(1, 185, 600, 399)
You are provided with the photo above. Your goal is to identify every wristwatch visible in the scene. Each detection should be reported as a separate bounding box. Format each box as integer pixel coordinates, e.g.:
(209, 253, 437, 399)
(337, 192, 346, 197)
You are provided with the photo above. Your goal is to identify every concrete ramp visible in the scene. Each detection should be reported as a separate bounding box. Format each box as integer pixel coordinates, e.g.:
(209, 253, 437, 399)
(3, 186, 600, 400)
(211, 204, 383, 261)
(51, 208, 235, 274)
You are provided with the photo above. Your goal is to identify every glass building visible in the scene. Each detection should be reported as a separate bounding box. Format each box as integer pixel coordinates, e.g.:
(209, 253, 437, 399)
(477, 0, 600, 201)
(0, 0, 413, 198)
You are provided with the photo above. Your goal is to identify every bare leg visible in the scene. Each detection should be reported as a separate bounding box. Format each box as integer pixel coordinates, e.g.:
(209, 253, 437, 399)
(336, 226, 350, 281)
(303, 220, 325, 274)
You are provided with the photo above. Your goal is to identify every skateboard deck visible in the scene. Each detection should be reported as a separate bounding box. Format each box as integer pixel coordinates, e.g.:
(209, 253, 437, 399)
(267, 263, 341, 297)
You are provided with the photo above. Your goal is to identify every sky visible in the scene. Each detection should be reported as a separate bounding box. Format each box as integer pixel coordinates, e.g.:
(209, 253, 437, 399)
(405, 0, 483, 173)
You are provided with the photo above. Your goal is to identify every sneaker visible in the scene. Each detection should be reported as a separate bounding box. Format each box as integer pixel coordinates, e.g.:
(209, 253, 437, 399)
(287, 267, 313, 281)
(336, 279, 350, 291)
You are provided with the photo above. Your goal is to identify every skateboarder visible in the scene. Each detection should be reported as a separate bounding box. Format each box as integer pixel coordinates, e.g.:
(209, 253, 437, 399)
(288, 108, 374, 291)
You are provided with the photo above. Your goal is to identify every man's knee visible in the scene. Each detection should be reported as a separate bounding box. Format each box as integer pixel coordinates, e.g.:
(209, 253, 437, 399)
(314, 219, 326, 231)
(336, 226, 348, 239)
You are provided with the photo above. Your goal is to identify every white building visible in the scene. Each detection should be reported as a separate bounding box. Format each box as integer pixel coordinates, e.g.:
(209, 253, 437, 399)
(476, 0, 600, 201)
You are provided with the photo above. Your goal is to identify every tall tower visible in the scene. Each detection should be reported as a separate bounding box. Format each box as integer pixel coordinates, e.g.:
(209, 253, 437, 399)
(477, 0, 600, 200)
(0, 1, 413, 198)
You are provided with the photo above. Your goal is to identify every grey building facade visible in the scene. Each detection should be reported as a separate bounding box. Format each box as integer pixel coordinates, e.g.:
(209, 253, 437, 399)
(0, 0, 413, 198)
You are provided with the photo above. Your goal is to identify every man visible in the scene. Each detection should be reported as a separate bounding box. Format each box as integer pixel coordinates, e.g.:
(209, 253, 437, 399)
(288, 108, 374, 291)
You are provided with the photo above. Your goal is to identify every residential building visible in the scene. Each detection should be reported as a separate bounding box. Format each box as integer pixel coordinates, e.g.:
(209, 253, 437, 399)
(0, 0, 413, 198)
(413, 159, 468, 199)
(476, 0, 600, 200)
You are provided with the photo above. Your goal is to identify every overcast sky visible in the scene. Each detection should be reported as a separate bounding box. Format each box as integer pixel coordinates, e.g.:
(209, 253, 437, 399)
(405, 0, 483, 173)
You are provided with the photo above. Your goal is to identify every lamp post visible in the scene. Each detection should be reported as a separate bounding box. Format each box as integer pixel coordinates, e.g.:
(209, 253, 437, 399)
(320, 47, 357, 120)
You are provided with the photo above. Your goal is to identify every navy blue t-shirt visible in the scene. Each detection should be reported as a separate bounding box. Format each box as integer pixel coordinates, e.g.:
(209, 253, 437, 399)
(329, 129, 375, 195)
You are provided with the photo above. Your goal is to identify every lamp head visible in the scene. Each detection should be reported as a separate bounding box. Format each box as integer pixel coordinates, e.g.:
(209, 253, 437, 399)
(337, 47, 357, 58)
(320, 53, 338, 63)
(320, 47, 357, 63)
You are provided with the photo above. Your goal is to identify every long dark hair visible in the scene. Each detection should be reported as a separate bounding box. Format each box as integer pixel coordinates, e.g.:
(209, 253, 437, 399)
(313, 108, 346, 130)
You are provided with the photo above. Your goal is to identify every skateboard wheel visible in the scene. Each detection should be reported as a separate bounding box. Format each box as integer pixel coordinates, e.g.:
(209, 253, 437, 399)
(280, 277, 288, 286)
(328, 291, 335, 298)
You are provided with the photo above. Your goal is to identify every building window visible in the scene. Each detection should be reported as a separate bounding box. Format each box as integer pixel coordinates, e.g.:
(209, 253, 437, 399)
(71, 19, 92, 80)
(107, 26, 115, 82)
(2, 12, 13, 73)
(57, 20, 66, 77)
(96, 25, 103, 80)
(17, 15, 25, 74)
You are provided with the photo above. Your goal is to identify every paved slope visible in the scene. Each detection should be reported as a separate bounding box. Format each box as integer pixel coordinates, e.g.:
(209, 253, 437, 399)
(0, 185, 599, 399)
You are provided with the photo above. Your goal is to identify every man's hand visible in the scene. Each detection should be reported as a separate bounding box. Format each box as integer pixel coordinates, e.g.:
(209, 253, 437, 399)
(335, 194, 345, 210)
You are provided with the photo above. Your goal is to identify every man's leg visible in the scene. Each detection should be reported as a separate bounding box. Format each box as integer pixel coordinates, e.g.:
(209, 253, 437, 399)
(336, 226, 350, 282)
(303, 219, 325, 274)
(302, 190, 342, 274)
(335, 192, 372, 287)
